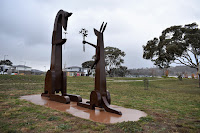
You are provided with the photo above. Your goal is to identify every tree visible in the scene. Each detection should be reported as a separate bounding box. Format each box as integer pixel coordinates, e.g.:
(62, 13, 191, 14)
(0, 60, 13, 66)
(82, 60, 94, 68)
(104, 46, 126, 76)
(82, 46, 126, 77)
(143, 22, 200, 87)
(81, 60, 94, 76)
(113, 66, 128, 77)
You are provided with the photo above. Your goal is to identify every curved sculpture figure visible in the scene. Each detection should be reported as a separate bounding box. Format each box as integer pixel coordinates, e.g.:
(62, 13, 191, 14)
(41, 10, 82, 103)
(78, 22, 122, 115)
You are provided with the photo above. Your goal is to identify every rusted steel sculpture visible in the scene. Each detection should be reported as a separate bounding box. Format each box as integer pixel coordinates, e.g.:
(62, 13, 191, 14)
(78, 22, 122, 115)
(41, 10, 82, 103)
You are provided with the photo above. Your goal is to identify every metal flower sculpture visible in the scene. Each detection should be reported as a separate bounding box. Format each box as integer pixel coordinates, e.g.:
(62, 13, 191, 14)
(79, 28, 88, 52)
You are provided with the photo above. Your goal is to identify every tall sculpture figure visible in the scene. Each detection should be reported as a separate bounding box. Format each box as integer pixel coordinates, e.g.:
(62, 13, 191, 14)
(78, 22, 122, 115)
(41, 10, 82, 103)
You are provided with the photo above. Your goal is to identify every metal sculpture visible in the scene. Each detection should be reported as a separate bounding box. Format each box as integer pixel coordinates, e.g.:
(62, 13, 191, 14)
(41, 10, 82, 103)
(78, 22, 122, 115)
(79, 28, 88, 52)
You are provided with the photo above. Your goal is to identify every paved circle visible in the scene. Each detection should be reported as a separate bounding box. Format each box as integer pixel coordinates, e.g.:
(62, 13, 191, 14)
(20, 94, 147, 123)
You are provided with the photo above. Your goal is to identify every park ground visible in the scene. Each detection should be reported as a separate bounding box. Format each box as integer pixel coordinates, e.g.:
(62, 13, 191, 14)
(0, 75, 200, 133)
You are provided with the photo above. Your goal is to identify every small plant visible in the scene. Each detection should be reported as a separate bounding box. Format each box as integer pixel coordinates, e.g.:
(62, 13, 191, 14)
(162, 75, 168, 78)
(184, 73, 188, 78)
(191, 73, 195, 79)
(48, 116, 60, 121)
(139, 116, 154, 122)
(57, 123, 72, 130)
(116, 121, 143, 132)
(177, 73, 182, 81)
(178, 75, 182, 81)
(143, 77, 149, 90)
(165, 69, 169, 77)
(91, 124, 105, 131)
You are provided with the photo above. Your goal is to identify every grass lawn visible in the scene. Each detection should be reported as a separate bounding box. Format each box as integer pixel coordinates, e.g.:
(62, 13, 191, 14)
(0, 75, 199, 132)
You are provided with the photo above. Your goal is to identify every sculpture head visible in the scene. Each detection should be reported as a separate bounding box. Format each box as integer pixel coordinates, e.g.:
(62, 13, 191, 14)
(54, 10, 72, 31)
(52, 10, 72, 45)
(94, 22, 107, 37)
(61, 10, 72, 31)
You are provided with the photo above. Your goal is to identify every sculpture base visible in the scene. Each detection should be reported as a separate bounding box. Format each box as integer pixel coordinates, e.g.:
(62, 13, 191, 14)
(78, 96, 122, 115)
(77, 102, 93, 109)
(50, 94, 70, 104)
(64, 94, 82, 102)
(41, 93, 82, 103)
(78, 91, 121, 115)
(41, 93, 70, 104)
(20, 94, 147, 123)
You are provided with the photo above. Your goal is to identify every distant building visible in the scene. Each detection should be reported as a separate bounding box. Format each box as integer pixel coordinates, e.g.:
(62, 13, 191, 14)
(1, 64, 44, 75)
(63, 66, 95, 77)
(15, 65, 32, 75)
(63, 66, 85, 76)
(7, 65, 32, 75)
(31, 69, 44, 75)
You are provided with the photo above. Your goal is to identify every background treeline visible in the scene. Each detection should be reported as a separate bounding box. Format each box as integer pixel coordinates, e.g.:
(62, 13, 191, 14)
(128, 65, 197, 77)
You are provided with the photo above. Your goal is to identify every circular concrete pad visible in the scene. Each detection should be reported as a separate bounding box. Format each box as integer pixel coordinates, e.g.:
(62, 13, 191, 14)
(20, 94, 147, 123)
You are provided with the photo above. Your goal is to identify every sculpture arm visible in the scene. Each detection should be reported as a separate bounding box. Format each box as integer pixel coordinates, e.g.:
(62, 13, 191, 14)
(83, 41, 97, 48)
(88, 59, 98, 75)
(90, 46, 100, 69)
(91, 59, 98, 69)
(53, 39, 66, 45)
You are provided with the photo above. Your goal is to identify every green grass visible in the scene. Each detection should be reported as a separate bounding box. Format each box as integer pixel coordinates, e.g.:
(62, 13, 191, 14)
(0, 75, 200, 132)
(107, 76, 159, 80)
(0, 75, 45, 83)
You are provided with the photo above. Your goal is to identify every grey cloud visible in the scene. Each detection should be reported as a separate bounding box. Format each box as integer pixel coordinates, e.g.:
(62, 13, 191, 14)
(0, 0, 200, 70)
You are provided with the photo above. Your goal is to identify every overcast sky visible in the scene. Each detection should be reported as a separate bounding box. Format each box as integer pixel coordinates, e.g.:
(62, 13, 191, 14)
(0, 0, 200, 71)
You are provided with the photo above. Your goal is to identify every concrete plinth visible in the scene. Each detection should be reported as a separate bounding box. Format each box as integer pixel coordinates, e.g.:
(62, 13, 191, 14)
(20, 94, 147, 124)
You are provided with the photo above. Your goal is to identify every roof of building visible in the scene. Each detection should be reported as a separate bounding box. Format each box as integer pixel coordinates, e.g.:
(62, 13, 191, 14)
(65, 66, 82, 69)
(31, 69, 43, 73)
(13, 65, 32, 68)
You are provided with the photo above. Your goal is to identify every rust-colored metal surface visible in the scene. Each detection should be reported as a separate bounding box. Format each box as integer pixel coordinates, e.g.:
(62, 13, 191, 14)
(20, 95, 147, 124)
(41, 10, 82, 103)
(78, 22, 122, 115)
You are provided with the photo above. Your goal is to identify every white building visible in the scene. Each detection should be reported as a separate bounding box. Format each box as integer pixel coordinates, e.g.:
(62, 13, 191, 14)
(0, 65, 11, 74)
(11, 65, 32, 75)
(64, 66, 85, 76)
(63, 66, 95, 77)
